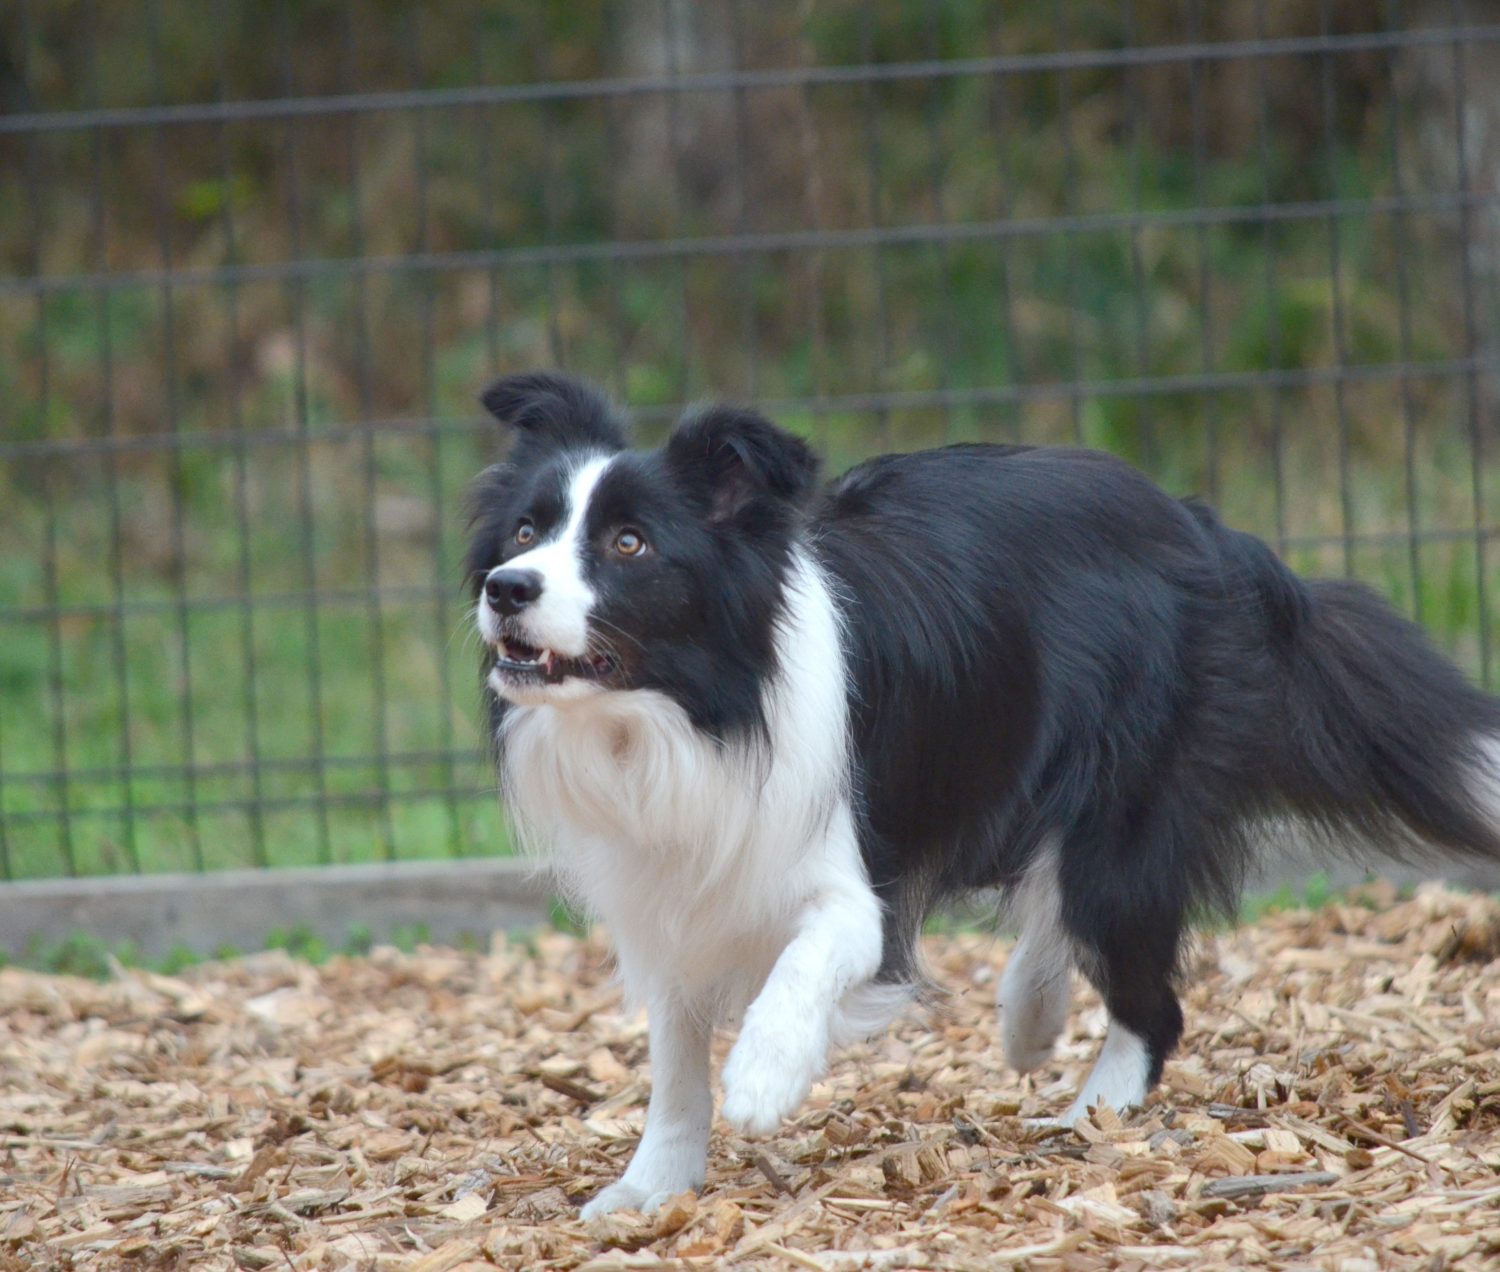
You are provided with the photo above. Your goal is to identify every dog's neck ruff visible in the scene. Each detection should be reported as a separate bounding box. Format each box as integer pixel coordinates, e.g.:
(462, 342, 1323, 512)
(496, 547, 856, 1006)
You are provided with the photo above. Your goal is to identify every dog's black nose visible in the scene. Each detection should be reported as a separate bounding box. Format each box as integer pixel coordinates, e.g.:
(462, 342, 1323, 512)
(484, 567, 543, 615)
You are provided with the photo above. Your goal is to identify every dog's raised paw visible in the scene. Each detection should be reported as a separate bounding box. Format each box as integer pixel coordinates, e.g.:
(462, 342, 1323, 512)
(719, 1024, 823, 1136)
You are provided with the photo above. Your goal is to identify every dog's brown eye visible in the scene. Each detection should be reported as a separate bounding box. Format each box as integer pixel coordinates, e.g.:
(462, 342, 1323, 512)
(516, 520, 535, 546)
(615, 528, 647, 557)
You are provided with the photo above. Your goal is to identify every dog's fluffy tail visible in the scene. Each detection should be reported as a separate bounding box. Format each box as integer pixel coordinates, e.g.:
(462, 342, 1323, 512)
(1239, 534, 1500, 868)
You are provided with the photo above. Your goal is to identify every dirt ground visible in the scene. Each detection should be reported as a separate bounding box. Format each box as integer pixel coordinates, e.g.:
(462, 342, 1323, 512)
(2, 882, 1497, 1271)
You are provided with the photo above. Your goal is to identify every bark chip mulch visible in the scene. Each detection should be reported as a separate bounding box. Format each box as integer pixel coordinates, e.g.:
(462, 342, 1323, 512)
(2, 882, 1498, 1270)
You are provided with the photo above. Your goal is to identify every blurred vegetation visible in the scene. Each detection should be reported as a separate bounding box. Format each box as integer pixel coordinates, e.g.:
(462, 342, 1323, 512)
(2, 0, 1499, 877)
(2, 918, 440, 979)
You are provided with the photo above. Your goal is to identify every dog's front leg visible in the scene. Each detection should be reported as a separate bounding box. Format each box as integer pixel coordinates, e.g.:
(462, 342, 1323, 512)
(581, 993, 713, 1218)
(720, 835, 883, 1136)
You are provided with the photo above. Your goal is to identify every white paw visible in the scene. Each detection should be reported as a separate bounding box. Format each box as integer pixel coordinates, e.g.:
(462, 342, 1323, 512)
(720, 1022, 825, 1136)
(1005, 1032, 1062, 1074)
(1035, 1090, 1139, 1131)
(580, 1179, 690, 1220)
(1024, 1105, 1090, 1132)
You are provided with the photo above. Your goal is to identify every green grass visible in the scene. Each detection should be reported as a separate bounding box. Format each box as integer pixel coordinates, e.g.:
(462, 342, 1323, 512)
(1237, 871, 1340, 925)
(0, 428, 515, 877)
(3, 919, 443, 980)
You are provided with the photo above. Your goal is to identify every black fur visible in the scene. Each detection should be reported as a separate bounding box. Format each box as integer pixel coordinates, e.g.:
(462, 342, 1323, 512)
(468, 374, 1500, 1092)
(478, 370, 628, 459)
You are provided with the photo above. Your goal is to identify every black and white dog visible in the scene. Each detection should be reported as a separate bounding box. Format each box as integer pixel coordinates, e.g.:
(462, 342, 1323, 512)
(466, 372, 1500, 1217)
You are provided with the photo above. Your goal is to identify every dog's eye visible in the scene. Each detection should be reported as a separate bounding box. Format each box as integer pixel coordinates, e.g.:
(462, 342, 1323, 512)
(515, 519, 536, 546)
(614, 528, 647, 557)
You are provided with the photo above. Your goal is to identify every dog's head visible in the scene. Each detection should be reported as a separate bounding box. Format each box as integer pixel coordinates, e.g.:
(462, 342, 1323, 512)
(466, 372, 820, 715)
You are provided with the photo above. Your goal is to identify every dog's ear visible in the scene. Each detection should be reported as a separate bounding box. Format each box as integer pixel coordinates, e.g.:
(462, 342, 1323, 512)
(666, 405, 820, 524)
(479, 372, 628, 456)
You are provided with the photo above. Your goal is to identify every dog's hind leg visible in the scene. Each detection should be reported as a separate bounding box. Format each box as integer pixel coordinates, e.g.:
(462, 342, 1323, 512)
(1050, 818, 1188, 1126)
(998, 848, 1073, 1073)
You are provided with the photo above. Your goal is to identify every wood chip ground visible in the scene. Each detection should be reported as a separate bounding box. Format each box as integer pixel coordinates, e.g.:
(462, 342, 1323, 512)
(2, 882, 1498, 1270)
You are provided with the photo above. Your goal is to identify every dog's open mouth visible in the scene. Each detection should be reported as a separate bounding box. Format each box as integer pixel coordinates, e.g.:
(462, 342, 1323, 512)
(493, 635, 616, 685)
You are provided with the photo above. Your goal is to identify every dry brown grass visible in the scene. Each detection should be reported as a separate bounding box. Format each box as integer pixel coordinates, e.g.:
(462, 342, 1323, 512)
(2, 882, 1498, 1270)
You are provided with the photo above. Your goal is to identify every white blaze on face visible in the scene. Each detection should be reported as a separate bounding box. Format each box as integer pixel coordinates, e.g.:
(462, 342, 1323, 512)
(499, 454, 612, 658)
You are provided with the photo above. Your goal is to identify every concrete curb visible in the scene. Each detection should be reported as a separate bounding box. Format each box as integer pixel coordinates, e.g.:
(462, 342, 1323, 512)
(0, 857, 557, 960)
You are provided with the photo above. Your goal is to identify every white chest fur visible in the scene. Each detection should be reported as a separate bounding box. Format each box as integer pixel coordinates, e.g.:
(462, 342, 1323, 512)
(496, 551, 859, 1013)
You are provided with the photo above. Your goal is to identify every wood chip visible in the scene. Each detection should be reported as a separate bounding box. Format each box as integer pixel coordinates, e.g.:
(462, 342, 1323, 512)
(437, 1193, 490, 1223)
(753, 1150, 794, 1196)
(1198, 1170, 1341, 1200)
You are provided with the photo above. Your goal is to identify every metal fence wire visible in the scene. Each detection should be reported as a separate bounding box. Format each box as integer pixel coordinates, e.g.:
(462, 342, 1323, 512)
(2, 1, 1499, 880)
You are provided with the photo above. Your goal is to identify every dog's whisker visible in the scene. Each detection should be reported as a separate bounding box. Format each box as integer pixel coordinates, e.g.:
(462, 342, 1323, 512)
(587, 614, 645, 653)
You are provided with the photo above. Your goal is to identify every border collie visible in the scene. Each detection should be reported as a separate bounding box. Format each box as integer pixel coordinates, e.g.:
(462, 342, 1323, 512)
(465, 372, 1500, 1217)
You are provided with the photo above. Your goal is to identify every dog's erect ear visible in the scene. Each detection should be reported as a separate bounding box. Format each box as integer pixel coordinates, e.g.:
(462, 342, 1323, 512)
(665, 405, 820, 524)
(478, 372, 628, 456)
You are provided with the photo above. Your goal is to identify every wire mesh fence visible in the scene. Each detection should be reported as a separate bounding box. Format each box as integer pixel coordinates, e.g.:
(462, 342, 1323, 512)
(2, 1, 1499, 880)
